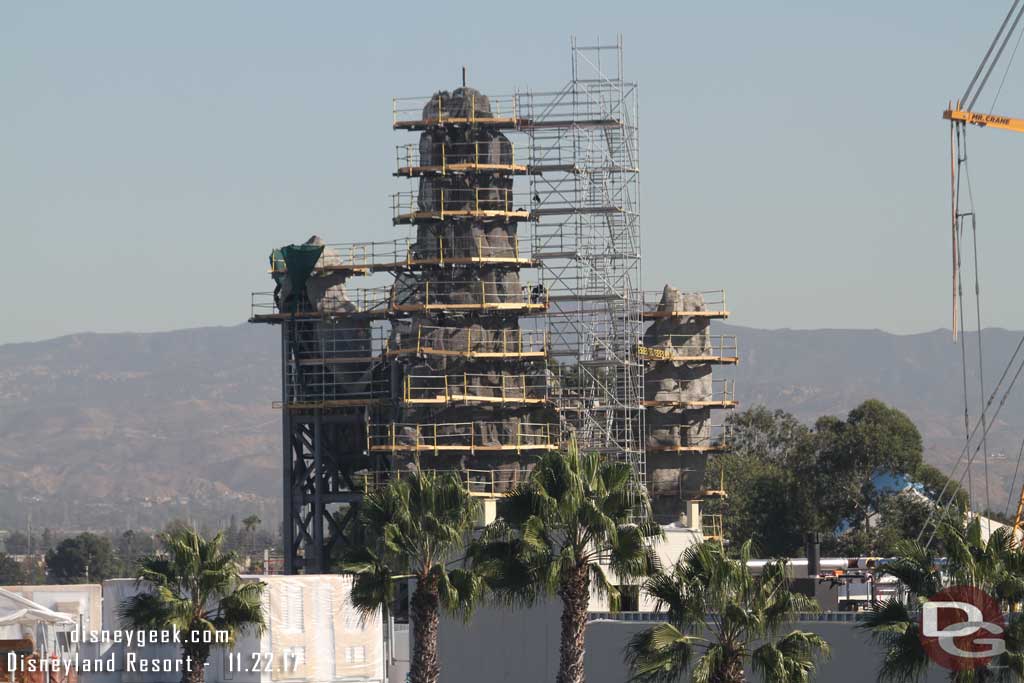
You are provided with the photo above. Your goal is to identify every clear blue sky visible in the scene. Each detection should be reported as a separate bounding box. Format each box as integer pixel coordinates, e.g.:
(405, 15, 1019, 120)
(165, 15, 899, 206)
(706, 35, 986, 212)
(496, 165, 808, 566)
(3, 1, 1024, 343)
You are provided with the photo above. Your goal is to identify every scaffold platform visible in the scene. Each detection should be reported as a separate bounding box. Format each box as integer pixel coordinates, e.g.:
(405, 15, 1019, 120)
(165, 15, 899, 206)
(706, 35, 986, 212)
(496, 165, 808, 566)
(638, 335, 739, 364)
(392, 189, 530, 225)
(641, 290, 729, 320)
(402, 373, 551, 405)
(367, 421, 558, 454)
(385, 326, 547, 360)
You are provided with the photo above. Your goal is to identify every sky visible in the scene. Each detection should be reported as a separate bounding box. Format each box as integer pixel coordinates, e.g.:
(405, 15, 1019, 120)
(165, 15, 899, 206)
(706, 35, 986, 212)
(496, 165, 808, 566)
(3, 1, 1024, 344)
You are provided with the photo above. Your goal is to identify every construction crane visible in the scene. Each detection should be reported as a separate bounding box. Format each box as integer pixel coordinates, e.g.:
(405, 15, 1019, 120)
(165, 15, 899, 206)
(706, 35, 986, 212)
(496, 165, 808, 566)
(941, 0, 1024, 542)
(945, 0, 1024, 338)
(944, 108, 1024, 133)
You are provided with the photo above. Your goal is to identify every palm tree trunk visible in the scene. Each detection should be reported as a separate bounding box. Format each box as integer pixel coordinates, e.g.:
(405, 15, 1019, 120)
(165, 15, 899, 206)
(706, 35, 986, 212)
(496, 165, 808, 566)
(556, 562, 590, 683)
(181, 642, 209, 683)
(410, 577, 441, 683)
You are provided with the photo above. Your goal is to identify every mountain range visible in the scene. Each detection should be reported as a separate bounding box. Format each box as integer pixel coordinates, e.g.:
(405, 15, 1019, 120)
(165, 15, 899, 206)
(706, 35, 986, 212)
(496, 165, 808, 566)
(1, 322, 1022, 532)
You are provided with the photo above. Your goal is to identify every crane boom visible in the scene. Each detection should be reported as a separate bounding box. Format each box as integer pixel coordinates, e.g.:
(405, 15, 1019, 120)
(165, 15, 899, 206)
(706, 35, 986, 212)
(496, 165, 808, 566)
(944, 107, 1024, 134)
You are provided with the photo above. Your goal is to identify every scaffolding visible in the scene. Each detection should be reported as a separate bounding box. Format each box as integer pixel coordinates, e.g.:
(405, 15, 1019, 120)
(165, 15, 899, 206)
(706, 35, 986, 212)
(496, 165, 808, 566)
(252, 38, 655, 574)
(361, 468, 529, 497)
(385, 325, 548, 359)
(403, 373, 552, 405)
(641, 289, 729, 319)
(269, 236, 536, 273)
(642, 378, 737, 408)
(395, 141, 527, 177)
(520, 37, 646, 487)
(638, 334, 739, 364)
(646, 423, 732, 453)
(367, 421, 558, 454)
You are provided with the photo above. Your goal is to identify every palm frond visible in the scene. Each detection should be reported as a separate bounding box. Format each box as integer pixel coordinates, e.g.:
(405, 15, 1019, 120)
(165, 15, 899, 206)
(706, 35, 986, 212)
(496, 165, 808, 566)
(751, 630, 830, 683)
(624, 623, 695, 683)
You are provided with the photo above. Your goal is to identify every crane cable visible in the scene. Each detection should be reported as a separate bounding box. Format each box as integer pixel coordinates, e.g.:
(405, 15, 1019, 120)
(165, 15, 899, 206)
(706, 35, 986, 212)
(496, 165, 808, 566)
(950, 125, 993, 530)
(959, 128, 994, 531)
(988, 13, 1024, 113)
(1003, 434, 1024, 519)
(925, 0, 1024, 547)
(964, 0, 1024, 110)
(916, 304, 1024, 546)
(921, 345, 1024, 549)
(954, 125, 973, 507)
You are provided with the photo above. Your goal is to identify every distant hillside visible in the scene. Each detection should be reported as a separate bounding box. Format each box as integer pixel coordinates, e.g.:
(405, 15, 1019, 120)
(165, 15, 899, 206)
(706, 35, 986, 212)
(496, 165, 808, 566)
(1, 323, 1021, 532)
(0, 325, 280, 532)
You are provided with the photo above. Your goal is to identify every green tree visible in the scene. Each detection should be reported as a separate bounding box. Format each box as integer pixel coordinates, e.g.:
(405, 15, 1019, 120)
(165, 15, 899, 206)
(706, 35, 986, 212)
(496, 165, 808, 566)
(705, 453, 807, 557)
(813, 400, 923, 534)
(709, 402, 928, 556)
(626, 541, 830, 683)
(116, 530, 157, 576)
(341, 471, 481, 683)
(831, 493, 934, 557)
(704, 408, 817, 556)
(119, 528, 265, 683)
(5, 531, 31, 555)
(0, 553, 25, 584)
(242, 515, 261, 553)
(473, 441, 662, 683)
(860, 515, 1024, 682)
(45, 533, 120, 583)
(727, 406, 813, 467)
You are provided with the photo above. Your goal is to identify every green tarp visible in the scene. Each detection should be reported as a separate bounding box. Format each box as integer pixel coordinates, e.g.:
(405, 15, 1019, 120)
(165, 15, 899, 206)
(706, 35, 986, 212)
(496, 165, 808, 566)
(271, 244, 324, 313)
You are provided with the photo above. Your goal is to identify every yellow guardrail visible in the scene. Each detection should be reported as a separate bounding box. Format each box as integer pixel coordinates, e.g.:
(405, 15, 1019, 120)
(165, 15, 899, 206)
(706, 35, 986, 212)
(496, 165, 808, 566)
(368, 422, 558, 453)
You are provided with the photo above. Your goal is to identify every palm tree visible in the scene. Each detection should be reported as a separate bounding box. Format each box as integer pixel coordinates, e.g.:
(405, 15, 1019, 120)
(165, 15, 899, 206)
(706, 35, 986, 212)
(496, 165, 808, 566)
(341, 470, 481, 683)
(242, 514, 261, 554)
(119, 528, 266, 683)
(472, 439, 663, 683)
(859, 515, 1024, 682)
(625, 540, 829, 683)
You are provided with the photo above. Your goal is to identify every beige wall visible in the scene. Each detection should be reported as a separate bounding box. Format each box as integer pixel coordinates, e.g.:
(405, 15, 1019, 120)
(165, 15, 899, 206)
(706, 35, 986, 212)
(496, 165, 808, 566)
(2, 583, 103, 634)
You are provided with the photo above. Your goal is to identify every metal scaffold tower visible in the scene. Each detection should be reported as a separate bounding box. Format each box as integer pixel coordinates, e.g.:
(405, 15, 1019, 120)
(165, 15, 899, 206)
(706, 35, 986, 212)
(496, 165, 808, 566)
(521, 37, 646, 485)
(250, 38, 659, 574)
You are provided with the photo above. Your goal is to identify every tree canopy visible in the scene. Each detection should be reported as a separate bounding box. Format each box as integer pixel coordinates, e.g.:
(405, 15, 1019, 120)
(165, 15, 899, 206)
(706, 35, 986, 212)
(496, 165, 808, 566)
(704, 401, 961, 557)
(45, 532, 121, 583)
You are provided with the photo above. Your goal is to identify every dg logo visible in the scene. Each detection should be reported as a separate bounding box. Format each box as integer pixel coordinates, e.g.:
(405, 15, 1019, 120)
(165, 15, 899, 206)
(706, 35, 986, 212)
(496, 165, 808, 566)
(920, 586, 1006, 670)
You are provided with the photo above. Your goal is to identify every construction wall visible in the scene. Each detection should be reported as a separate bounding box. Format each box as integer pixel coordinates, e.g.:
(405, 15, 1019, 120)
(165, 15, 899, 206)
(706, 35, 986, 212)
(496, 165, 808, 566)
(439, 608, 948, 683)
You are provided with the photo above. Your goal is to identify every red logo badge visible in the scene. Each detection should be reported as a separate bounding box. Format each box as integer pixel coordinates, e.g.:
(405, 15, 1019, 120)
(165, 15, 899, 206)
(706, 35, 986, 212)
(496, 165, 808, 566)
(919, 585, 1005, 670)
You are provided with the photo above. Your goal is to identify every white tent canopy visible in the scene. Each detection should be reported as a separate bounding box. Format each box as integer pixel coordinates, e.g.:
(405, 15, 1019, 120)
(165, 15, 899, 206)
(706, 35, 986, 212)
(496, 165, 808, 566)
(0, 588, 74, 641)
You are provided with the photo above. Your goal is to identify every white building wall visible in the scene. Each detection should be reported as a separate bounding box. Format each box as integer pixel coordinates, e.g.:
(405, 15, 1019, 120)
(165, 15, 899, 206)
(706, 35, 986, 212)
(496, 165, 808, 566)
(85, 575, 384, 683)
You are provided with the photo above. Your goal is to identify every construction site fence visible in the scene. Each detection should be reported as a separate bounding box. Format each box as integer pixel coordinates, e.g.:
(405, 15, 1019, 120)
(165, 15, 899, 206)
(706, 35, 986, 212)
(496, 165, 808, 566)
(639, 334, 738, 360)
(360, 468, 530, 497)
(395, 141, 521, 174)
(269, 236, 532, 273)
(387, 326, 547, 357)
(403, 373, 552, 403)
(642, 289, 727, 315)
(367, 421, 559, 453)
(392, 188, 529, 219)
(392, 93, 520, 126)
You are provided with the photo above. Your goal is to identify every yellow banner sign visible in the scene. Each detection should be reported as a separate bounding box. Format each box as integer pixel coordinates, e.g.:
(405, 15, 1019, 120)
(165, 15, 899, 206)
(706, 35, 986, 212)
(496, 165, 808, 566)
(637, 345, 672, 360)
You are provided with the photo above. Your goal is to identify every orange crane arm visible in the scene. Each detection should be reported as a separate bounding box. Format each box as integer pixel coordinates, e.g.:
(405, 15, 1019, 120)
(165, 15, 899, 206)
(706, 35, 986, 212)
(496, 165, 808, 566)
(944, 108, 1024, 134)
